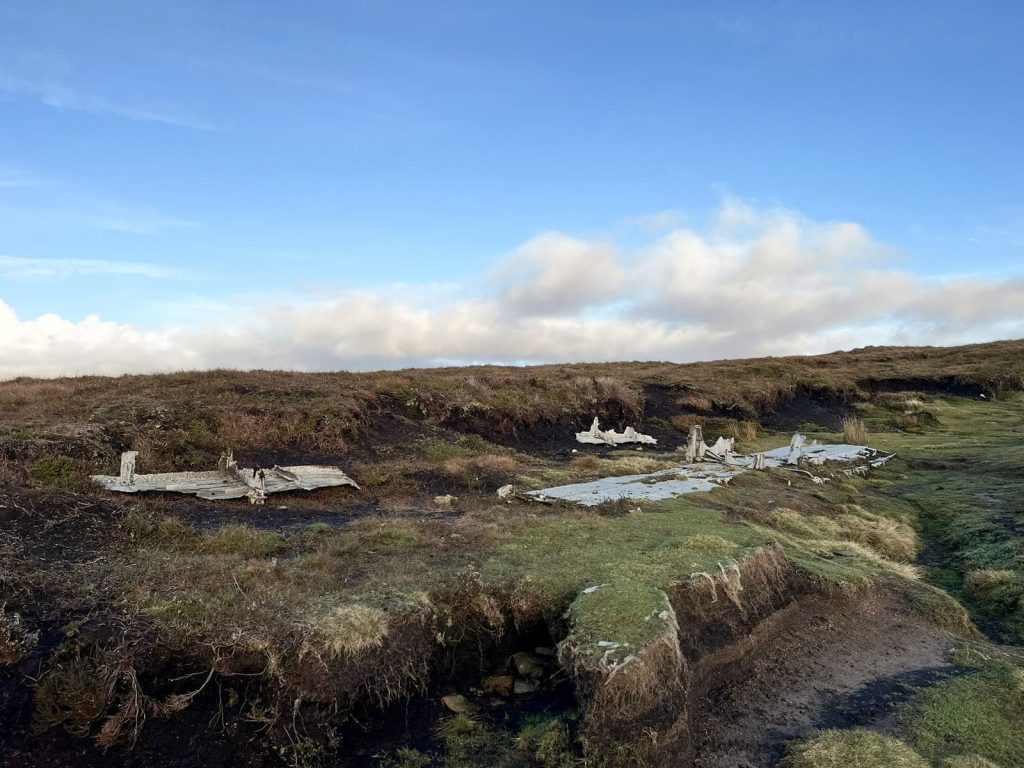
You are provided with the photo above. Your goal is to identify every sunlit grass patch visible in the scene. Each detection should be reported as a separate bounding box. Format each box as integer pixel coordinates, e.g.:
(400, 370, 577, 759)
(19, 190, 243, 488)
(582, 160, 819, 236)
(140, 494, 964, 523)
(780, 728, 928, 768)
(902, 663, 1024, 767)
(313, 604, 389, 656)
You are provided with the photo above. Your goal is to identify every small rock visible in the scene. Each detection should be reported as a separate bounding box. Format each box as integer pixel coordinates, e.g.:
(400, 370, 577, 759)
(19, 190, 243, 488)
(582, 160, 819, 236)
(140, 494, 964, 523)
(483, 675, 514, 697)
(497, 484, 515, 499)
(513, 679, 540, 695)
(534, 646, 556, 658)
(441, 694, 477, 715)
(511, 651, 547, 679)
(433, 494, 458, 508)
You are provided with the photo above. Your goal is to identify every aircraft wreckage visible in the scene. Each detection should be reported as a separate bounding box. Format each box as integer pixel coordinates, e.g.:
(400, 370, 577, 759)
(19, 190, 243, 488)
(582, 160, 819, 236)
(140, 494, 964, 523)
(534, 423, 893, 506)
(91, 451, 358, 505)
(576, 417, 657, 446)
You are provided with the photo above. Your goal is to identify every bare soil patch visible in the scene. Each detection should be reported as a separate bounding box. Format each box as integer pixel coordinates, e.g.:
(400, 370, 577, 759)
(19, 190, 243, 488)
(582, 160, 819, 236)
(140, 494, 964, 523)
(691, 591, 956, 767)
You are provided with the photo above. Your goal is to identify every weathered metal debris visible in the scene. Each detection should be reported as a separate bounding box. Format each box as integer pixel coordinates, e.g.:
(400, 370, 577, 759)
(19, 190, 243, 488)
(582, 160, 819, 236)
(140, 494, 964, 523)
(91, 451, 358, 505)
(576, 417, 657, 446)
(531, 429, 892, 506)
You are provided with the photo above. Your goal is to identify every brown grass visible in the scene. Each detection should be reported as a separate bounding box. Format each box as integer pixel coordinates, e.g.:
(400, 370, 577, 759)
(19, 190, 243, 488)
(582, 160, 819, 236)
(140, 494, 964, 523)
(842, 417, 869, 444)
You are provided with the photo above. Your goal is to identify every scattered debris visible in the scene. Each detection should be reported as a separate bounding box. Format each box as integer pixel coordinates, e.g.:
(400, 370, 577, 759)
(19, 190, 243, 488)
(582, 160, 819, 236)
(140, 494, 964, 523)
(91, 451, 358, 505)
(531, 430, 892, 506)
(576, 417, 657, 446)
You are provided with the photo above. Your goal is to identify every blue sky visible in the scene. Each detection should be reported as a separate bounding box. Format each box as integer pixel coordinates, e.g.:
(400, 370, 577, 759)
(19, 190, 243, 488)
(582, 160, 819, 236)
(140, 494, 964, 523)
(1, 1, 1022, 376)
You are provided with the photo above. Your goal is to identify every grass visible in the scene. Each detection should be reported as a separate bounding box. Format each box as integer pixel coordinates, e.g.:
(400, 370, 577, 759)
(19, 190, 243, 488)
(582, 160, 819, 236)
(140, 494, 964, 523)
(901, 662, 1024, 766)
(841, 416, 869, 444)
(857, 393, 1024, 643)
(784, 646, 1024, 768)
(780, 729, 929, 768)
(430, 714, 579, 768)
(561, 583, 676, 668)
(315, 604, 389, 656)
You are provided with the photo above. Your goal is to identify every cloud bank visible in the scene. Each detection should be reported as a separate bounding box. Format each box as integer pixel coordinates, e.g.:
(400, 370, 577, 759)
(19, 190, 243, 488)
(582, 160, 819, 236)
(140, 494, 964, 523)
(2, 200, 1023, 378)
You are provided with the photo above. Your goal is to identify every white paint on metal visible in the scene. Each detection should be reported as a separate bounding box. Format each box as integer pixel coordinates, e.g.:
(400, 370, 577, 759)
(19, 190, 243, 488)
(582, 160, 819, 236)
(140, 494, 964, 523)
(531, 430, 891, 506)
(576, 417, 657, 446)
(92, 452, 358, 505)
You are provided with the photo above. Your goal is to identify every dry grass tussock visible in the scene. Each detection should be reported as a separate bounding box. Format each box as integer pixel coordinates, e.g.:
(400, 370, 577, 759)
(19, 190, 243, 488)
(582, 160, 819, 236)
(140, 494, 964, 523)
(780, 728, 929, 768)
(314, 604, 390, 657)
(966, 569, 1019, 593)
(842, 416, 869, 444)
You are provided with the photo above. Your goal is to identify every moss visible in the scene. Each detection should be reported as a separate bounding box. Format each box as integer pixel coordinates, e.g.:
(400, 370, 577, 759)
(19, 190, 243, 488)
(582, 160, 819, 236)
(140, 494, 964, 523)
(28, 456, 88, 490)
(781, 729, 928, 768)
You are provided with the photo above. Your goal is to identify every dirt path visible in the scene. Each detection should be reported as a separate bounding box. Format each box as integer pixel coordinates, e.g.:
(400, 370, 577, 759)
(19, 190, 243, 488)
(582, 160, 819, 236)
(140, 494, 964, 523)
(691, 591, 958, 767)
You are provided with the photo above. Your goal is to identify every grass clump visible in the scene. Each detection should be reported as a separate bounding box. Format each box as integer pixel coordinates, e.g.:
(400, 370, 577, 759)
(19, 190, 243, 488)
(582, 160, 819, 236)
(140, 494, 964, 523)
(780, 728, 928, 768)
(314, 604, 389, 656)
(0, 606, 37, 665)
(198, 524, 288, 558)
(439, 715, 515, 768)
(841, 416, 869, 444)
(28, 456, 88, 490)
(516, 715, 578, 768)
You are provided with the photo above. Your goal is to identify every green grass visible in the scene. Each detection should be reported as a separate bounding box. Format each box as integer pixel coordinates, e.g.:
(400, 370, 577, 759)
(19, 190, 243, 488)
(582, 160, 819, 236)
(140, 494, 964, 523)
(480, 497, 767, 605)
(562, 582, 675, 667)
(785, 648, 1024, 768)
(859, 393, 1024, 643)
(27, 456, 88, 490)
(901, 663, 1024, 767)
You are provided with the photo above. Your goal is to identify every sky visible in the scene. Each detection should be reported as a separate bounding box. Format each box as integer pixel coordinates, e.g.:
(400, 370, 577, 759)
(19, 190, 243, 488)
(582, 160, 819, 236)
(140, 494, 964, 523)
(1, 1, 1022, 378)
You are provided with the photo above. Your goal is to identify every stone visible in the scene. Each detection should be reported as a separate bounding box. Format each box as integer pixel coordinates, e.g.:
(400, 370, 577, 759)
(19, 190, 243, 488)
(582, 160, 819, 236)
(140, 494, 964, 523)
(433, 494, 458, 508)
(533, 646, 557, 658)
(511, 651, 547, 679)
(441, 693, 477, 715)
(482, 675, 514, 697)
(513, 679, 540, 695)
(496, 484, 515, 499)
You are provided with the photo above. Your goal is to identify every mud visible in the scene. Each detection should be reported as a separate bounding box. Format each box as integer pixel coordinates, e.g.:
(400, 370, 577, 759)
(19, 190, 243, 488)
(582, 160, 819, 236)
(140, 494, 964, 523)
(690, 590, 957, 767)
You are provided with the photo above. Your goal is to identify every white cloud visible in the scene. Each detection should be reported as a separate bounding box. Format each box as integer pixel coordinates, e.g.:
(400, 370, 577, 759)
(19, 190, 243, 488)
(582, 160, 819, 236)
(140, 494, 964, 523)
(493, 233, 627, 316)
(0, 72, 220, 131)
(0, 255, 185, 280)
(1, 200, 1022, 379)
